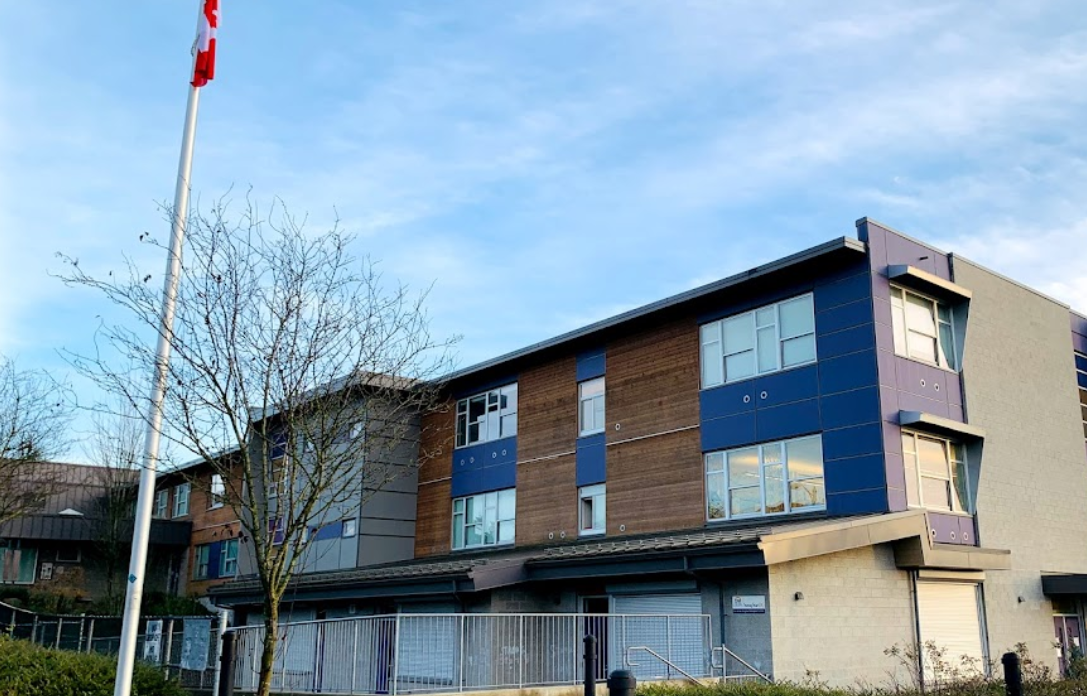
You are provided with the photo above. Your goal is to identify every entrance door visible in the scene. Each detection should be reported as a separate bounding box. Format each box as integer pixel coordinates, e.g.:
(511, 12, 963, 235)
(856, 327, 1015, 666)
(1055, 615, 1082, 676)
(582, 597, 610, 680)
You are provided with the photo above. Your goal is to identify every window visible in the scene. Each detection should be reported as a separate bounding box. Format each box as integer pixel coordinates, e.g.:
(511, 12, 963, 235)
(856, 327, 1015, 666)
(172, 483, 190, 518)
(194, 544, 211, 580)
(579, 484, 606, 536)
(220, 539, 239, 577)
(901, 431, 969, 512)
(455, 384, 518, 448)
(705, 435, 825, 521)
(209, 474, 225, 509)
(0, 542, 37, 585)
(890, 286, 957, 369)
(578, 378, 605, 436)
(153, 489, 169, 519)
(56, 547, 80, 564)
(700, 294, 816, 388)
(452, 488, 516, 550)
(342, 518, 357, 538)
(267, 459, 286, 499)
(1076, 352, 1087, 441)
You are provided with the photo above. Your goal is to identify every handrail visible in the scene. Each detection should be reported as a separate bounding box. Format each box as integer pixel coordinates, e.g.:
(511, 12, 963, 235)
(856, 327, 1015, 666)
(711, 646, 774, 683)
(626, 646, 705, 686)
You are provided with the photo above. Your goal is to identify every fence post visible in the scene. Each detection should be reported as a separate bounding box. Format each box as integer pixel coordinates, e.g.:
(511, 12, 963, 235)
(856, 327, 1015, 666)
(55, 617, 63, 649)
(351, 619, 360, 693)
(1002, 652, 1022, 696)
(391, 613, 401, 696)
(218, 631, 236, 696)
(607, 669, 636, 696)
(212, 611, 229, 696)
(31, 615, 38, 645)
(86, 618, 95, 653)
(518, 615, 525, 689)
(584, 635, 597, 696)
(164, 618, 175, 671)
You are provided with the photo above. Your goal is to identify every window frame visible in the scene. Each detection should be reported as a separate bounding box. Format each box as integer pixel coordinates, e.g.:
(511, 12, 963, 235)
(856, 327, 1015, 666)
(172, 482, 190, 518)
(901, 430, 970, 513)
(578, 484, 606, 536)
(194, 544, 211, 580)
(208, 474, 225, 510)
(342, 518, 358, 538)
(1076, 352, 1087, 442)
(55, 547, 81, 564)
(578, 378, 606, 437)
(705, 434, 826, 522)
(455, 385, 518, 449)
(451, 488, 516, 550)
(700, 294, 817, 389)
(889, 285, 958, 370)
(153, 489, 169, 519)
(0, 542, 38, 585)
(219, 539, 239, 578)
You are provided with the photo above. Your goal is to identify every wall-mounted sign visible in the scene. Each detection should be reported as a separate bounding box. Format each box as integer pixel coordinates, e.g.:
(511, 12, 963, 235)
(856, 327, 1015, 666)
(732, 595, 766, 614)
(143, 620, 163, 662)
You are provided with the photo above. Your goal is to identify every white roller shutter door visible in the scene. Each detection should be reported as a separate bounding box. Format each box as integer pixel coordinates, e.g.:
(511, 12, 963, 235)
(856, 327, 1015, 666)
(398, 602, 458, 685)
(611, 594, 706, 680)
(916, 581, 987, 679)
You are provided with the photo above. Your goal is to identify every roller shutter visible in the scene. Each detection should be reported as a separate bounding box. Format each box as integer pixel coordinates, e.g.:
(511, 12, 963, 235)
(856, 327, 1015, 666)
(611, 594, 706, 680)
(398, 602, 458, 686)
(916, 581, 987, 680)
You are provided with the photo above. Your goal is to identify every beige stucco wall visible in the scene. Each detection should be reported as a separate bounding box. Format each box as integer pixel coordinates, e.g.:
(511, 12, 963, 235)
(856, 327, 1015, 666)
(952, 257, 1087, 669)
(768, 544, 916, 686)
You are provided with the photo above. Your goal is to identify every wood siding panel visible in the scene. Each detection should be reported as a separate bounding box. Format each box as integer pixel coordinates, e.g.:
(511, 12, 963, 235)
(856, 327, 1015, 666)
(607, 317, 700, 443)
(518, 357, 578, 462)
(607, 428, 704, 536)
(419, 403, 455, 482)
(414, 480, 451, 557)
(516, 454, 578, 546)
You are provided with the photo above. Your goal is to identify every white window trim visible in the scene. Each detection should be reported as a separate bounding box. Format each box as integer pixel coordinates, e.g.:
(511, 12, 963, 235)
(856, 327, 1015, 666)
(456, 385, 518, 449)
(153, 489, 169, 519)
(172, 483, 190, 518)
(705, 434, 826, 521)
(451, 489, 516, 550)
(208, 474, 225, 510)
(578, 484, 606, 536)
(890, 285, 958, 371)
(342, 518, 358, 538)
(220, 540, 239, 577)
(700, 294, 817, 389)
(901, 430, 970, 513)
(194, 544, 211, 580)
(578, 378, 606, 437)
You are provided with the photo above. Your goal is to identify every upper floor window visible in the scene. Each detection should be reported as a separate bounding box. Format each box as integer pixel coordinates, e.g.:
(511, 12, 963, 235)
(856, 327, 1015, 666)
(452, 488, 516, 550)
(194, 544, 211, 580)
(890, 286, 957, 370)
(706, 434, 825, 521)
(208, 474, 225, 510)
(578, 378, 605, 436)
(172, 483, 190, 518)
(1076, 352, 1087, 442)
(455, 384, 518, 448)
(901, 431, 969, 513)
(579, 484, 606, 536)
(220, 539, 239, 577)
(153, 489, 169, 519)
(700, 294, 816, 388)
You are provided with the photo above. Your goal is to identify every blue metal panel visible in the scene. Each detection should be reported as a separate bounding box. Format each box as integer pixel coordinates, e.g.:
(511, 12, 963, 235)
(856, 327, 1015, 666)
(818, 350, 878, 395)
(824, 453, 887, 493)
(313, 522, 344, 542)
(576, 433, 606, 486)
(207, 541, 222, 579)
(450, 469, 482, 498)
(480, 462, 517, 492)
(826, 488, 888, 516)
(813, 272, 872, 313)
(820, 386, 880, 430)
(700, 382, 756, 420)
(755, 365, 819, 408)
(1079, 372, 1087, 390)
(1077, 353, 1087, 372)
(823, 422, 883, 460)
(701, 411, 756, 452)
(755, 399, 820, 442)
(576, 351, 606, 381)
(453, 438, 517, 470)
(815, 299, 873, 335)
(816, 323, 876, 360)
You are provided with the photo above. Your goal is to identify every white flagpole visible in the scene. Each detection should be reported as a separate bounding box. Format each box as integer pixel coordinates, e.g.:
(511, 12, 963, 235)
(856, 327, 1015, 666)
(113, 4, 207, 696)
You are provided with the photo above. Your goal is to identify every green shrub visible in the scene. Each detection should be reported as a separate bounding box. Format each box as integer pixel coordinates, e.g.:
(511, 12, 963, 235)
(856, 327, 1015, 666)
(0, 636, 188, 696)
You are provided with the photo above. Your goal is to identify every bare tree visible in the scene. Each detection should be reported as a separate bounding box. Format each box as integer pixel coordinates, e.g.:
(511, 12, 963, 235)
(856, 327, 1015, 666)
(0, 357, 73, 526)
(60, 197, 455, 696)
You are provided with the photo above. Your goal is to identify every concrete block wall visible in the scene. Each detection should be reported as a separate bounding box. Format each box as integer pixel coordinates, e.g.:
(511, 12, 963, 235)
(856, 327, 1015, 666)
(768, 545, 915, 687)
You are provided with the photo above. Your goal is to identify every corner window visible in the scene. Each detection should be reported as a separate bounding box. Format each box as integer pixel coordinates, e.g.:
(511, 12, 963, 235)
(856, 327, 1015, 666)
(209, 474, 225, 509)
(342, 518, 357, 538)
(455, 384, 518, 448)
(706, 435, 825, 521)
(890, 286, 957, 370)
(902, 431, 969, 512)
(579, 484, 606, 536)
(194, 544, 210, 580)
(172, 483, 190, 518)
(701, 294, 816, 388)
(153, 489, 169, 519)
(220, 539, 239, 577)
(578, 378, 605, 436)
(452, 489, 516, 550)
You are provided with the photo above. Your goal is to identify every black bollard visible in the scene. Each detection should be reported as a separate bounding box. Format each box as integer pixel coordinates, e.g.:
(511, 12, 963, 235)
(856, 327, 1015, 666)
(607, 669, 637, 696)
(584, 635, 597, 696)
(1002, 652, 1022, 696)
(219, 631, 236, 696)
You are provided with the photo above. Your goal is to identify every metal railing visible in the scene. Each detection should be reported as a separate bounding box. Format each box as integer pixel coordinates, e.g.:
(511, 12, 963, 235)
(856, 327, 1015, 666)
(231, 612, 714, 694)
(711, 645, 774, 684)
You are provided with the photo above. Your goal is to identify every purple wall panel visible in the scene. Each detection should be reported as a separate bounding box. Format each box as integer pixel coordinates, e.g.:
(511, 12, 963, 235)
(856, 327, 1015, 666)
(884, 451, 906, 489)
(948, 403, 965, 422)
(944, 373, 963, 406)
(883, 422, 902, 453)
(928, 512, 960, 544)
(887, 487, 908, 511)
(958, 516, 977, 545)
(860, 219, 889, 268)
(879, 385, 899, 420)
(1075, 332, 1087, 355)
(898, 391, 951, 418)
(884, 231, 942, 278)
(877, 348, 897, 387)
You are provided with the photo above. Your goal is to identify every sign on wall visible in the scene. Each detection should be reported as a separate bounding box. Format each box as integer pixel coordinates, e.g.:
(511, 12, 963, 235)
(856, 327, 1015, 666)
(732, 595, 766, 614)
(143, 620, 163, 662)
(180, 618, 213, 671)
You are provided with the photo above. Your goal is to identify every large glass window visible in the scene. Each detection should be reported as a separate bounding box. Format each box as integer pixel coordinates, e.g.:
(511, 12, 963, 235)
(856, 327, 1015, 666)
(451, 488, 516, 550)
(890, 286, 957, 369)
(902, 431, 969, 512)
(172, 483, 190, 518)
(153, 489, 169, 519)
(0, 542, 37, 585)
(579, 378, 605, 436)
(705, 435, 825, 520)
(194, 544, 211, 580)
(220, 539, 239, 577)
(455, 384, 518, 448)
(579, 484, 606, 536)
(700, 294, 816, 388)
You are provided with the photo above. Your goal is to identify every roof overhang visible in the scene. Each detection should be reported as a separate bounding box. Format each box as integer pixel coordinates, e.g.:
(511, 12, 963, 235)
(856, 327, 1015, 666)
(899, 411, 986, 440)
(1042, 574, 1087, 596)
(888, 264, 972, 301)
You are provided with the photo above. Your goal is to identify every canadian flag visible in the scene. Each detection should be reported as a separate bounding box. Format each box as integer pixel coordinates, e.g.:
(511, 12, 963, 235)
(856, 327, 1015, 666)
(191, 0, 219, 87)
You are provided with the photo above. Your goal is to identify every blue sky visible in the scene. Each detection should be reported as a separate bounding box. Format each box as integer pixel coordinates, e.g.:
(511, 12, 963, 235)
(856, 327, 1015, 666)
(2, 2, 1086, 460)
